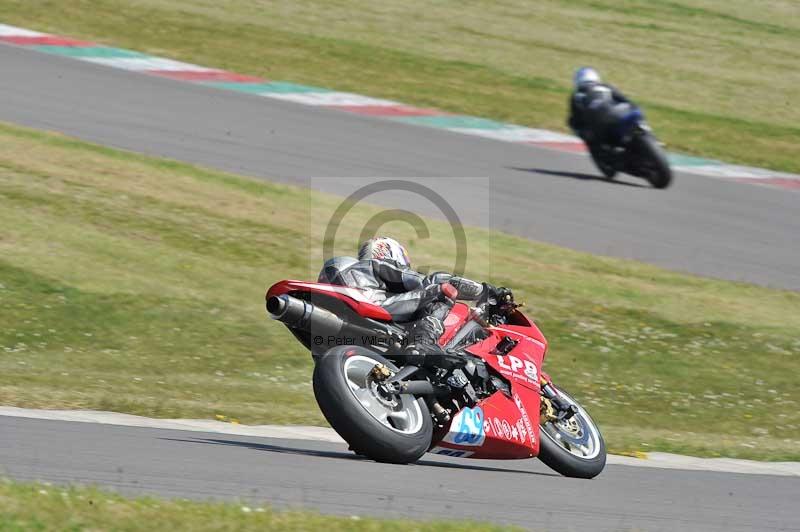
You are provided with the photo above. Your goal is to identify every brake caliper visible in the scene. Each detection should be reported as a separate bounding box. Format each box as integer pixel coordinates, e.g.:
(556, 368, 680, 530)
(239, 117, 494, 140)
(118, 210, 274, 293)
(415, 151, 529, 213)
(370, 363, 392, 382)
(540, 379, 578, 421)
(541, 397, 559, 423)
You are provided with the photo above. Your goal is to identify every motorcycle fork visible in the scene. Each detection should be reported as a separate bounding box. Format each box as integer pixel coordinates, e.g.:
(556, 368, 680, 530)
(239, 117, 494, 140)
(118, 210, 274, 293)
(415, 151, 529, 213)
(540, 376, 577, 421)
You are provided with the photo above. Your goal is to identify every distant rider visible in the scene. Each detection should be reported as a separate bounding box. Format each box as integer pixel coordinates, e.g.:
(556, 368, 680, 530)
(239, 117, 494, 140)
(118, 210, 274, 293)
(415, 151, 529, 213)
(318, 237, 509, 362)
(568, 67, 634, 147)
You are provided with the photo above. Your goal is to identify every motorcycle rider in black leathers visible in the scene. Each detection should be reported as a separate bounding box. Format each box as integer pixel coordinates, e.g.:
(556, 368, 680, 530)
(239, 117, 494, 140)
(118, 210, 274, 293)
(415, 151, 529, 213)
(568, 67, 633, 148)
(318, 237, 508, 363)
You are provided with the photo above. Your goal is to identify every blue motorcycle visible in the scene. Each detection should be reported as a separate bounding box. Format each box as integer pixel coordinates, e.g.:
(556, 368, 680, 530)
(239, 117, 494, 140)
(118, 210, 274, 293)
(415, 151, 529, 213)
(587, 104, 672, 189)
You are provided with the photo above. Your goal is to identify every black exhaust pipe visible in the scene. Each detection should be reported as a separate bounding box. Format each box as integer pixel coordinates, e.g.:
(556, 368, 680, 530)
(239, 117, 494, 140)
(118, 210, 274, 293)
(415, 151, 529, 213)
(267, 294, 392, 342)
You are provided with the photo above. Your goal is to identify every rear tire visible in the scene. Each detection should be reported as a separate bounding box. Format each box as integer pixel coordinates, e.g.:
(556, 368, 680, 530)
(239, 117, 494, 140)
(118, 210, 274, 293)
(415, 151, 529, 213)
(313, 346, 432, 464)
(599, 163, 617, 180)
(538, 387, 606, 479)
(588, 144, 617, 180)
(635, 135, 672, 189)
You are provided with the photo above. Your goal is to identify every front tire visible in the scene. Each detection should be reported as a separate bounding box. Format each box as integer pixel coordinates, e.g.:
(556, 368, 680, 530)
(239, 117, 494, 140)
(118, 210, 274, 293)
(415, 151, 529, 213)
(634, 135, 672, 189)
(313, 346, 433, 464)
(538, 386, 606, 479)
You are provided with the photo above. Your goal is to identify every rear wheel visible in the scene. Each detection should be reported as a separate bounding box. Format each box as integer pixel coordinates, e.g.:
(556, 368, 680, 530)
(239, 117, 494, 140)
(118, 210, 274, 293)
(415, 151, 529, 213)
(588, 144, 617, 180)
(538, 386, 606, 478)
(313, 346, 432, 464)
(634, 135, 672, 189)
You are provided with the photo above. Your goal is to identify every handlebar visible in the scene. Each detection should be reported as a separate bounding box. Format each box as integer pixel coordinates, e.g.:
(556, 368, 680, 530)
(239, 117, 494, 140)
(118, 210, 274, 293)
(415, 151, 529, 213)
(471, 293, 521, 327)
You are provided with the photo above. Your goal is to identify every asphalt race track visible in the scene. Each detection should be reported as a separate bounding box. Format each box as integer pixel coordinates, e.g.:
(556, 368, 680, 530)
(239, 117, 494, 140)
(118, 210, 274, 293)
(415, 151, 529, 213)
(2, 42, 800, 531)
(1, 44, 799, 289)
(2, 416, 799, 532)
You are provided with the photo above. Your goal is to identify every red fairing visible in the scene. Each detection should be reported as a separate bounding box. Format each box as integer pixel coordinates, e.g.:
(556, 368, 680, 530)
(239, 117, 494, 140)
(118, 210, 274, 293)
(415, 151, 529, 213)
(472, 328, 545, 391)
(432, 308, 547, 459)
(438, 302, 472, 346)
(504, 311, 548, 352)
(266, 280, 392, 321)
(432, 386, 541, 459)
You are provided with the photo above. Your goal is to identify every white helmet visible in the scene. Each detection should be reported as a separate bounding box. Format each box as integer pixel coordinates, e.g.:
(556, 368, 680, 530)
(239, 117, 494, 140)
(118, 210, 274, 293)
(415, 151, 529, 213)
(574, 67, 601, 89)
(358, 236, 411, 268)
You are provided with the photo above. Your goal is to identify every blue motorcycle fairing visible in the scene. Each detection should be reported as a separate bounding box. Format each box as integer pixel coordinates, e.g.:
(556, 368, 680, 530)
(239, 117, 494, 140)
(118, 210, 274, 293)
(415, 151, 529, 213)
(613, 107, 644, 141)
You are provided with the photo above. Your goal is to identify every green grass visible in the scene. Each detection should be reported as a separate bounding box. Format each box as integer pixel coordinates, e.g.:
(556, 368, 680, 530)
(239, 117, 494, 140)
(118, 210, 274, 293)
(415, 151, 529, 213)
(1, 121, 799, 461)
(0, 479, 516, 531)
(1, 0, 799, 173)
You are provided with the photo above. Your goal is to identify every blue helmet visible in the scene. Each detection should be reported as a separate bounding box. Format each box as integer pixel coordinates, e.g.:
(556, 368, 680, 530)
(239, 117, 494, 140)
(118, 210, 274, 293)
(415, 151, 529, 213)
(574, 67, 601, 89)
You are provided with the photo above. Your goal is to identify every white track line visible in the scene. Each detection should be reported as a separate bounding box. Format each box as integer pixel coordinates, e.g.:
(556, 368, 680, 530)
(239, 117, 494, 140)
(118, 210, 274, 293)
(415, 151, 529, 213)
(0, 23, 45, 36)
(2, 21, 800, 190)
(80, 57, 218, 71)
(260, 92, 402, 106)
(0, 406, 344, 443)
(2, 406, 797, 476)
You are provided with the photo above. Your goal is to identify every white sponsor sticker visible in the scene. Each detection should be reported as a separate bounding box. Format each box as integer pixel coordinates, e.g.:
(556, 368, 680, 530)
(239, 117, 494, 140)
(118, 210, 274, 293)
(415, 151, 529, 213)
(493, 417, 504, 436)
(442, 406, 485, 447)
(514, 394, 535, 445)
(496, 354, 538, 384)
(501, 419, 512, 440)
(516, 419, 527, 442)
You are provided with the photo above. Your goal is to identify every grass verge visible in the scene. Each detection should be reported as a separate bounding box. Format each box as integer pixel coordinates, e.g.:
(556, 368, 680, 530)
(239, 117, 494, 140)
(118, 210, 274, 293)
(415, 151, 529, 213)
(1, 0, 799, 173)
(0, 479, 515, 531)
(0, 121, 799, 460)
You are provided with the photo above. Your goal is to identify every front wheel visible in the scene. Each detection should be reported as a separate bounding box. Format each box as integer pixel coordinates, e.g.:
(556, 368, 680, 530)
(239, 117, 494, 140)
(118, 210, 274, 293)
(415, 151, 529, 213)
(538, 386, 606, 478)
(312, 346, 433, 464)
(633, 134, 672, 189)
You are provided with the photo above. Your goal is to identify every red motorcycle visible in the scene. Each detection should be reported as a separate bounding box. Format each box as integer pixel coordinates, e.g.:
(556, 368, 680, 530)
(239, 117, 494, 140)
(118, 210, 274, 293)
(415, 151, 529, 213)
(266, 279, 606, 478)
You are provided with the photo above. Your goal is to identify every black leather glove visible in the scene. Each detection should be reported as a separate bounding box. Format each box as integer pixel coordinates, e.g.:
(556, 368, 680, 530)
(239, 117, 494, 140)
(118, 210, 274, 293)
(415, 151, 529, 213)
(479, 283, 512, 304)
(495, 286, 514, 306)
(478, 282, 496, 306)
(479, 283, 515, 319)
